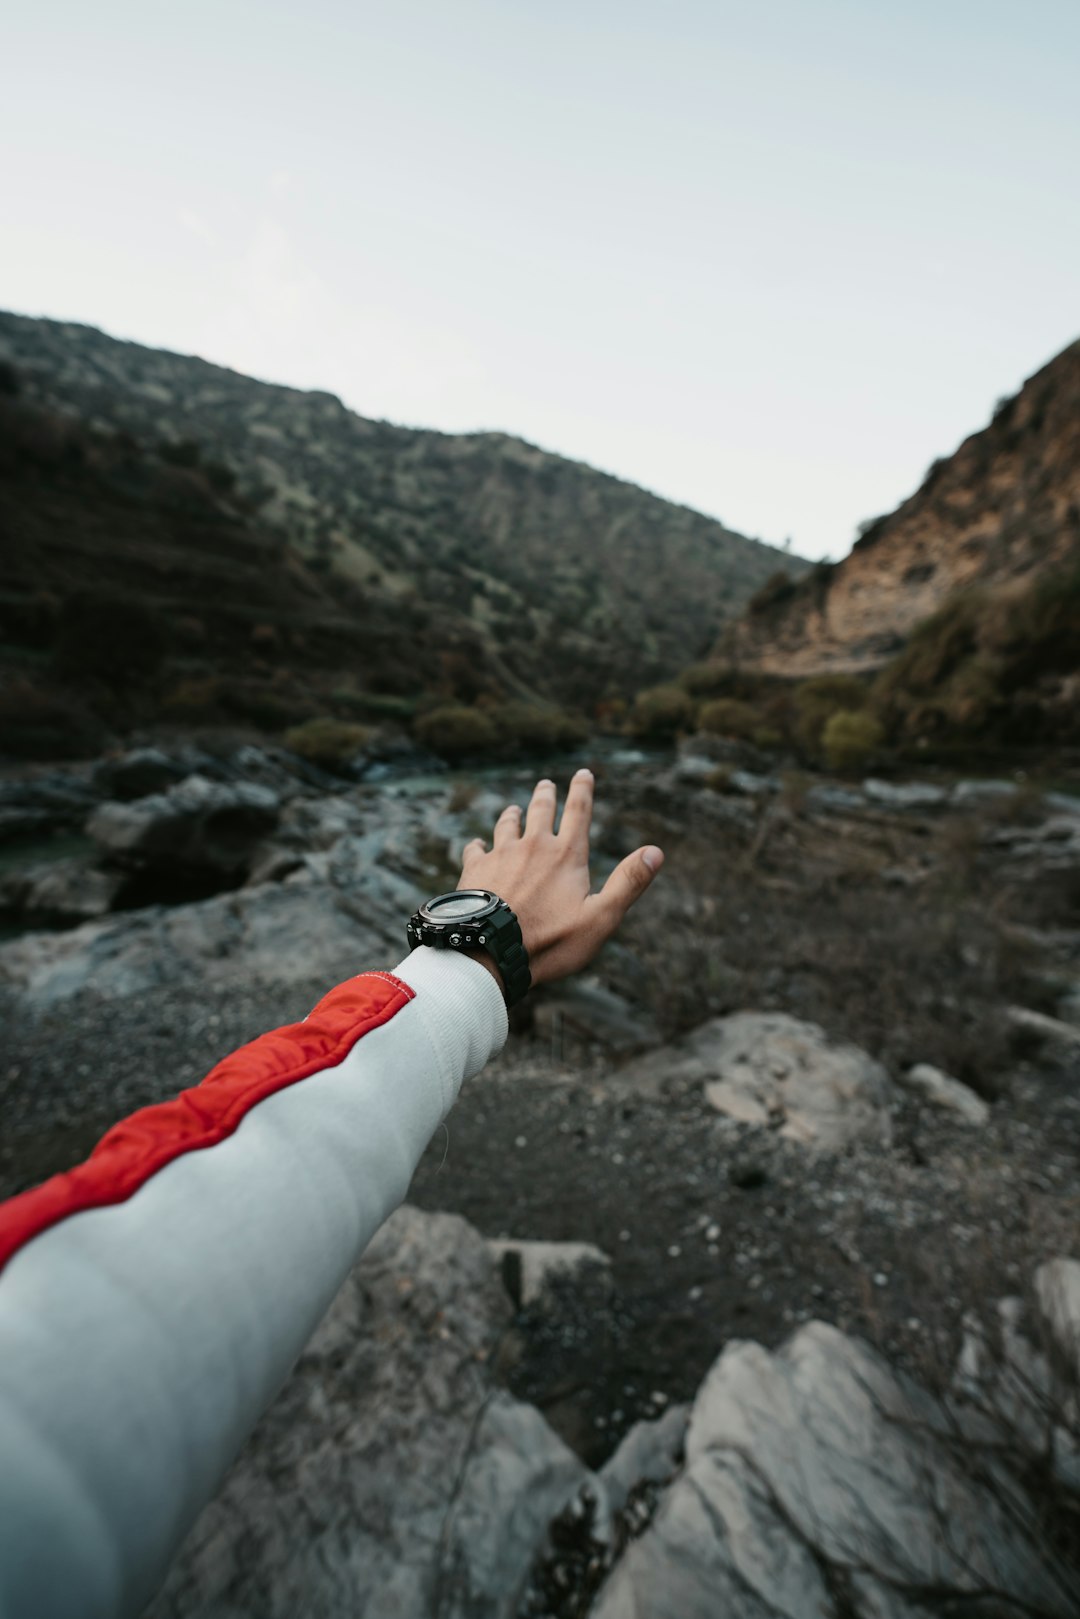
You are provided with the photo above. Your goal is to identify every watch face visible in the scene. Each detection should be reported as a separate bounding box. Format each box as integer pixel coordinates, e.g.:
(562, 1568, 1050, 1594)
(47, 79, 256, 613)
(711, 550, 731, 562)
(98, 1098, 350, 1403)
(427, 891, 492, 921)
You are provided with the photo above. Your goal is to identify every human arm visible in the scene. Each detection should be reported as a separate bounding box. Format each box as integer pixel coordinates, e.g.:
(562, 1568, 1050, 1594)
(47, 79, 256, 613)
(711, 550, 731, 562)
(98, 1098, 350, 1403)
(0, 770, 663, 1618)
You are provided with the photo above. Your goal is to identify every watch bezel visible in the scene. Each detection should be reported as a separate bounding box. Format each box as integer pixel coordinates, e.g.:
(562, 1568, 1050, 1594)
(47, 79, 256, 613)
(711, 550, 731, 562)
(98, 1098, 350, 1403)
(409, 889, 504, 947)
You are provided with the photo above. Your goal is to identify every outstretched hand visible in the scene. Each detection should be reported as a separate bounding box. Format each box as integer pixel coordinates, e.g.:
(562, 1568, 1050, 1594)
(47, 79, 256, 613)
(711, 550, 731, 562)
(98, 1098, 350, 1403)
(456, 768, 664, 992)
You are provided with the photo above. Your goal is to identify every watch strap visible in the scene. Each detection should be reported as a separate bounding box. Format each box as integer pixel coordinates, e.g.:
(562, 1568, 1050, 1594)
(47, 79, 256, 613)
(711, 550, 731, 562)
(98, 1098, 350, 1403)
(480, 904, 531, 1008)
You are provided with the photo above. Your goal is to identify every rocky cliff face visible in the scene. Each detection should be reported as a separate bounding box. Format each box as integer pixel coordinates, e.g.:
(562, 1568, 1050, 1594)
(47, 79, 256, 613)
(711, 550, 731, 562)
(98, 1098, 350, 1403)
(0, 312, 801, 708)
(728, 338, 1080, 676)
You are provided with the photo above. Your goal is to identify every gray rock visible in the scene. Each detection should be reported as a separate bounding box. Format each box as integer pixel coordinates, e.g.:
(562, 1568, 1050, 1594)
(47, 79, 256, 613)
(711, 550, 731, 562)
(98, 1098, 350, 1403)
(954, 1261, 1080, 1497)
(0, 867, 409, 1007)
(532, 977, 660, 1055)
(275, 792, 367, 851)
(900, 1062, 990, 1126)
(727, 769, 780, 797)
(87, 774, 280, 876)
(951, 779, 1017, 808)
(487, 1238, 611, 1308)
(674, 753, 719, 782)
(1045, 792, 1080, 818)
(1035, 1258, 1080, 1381)
(92, 747, 190, 801)
(624, 1011, 893, 1151)
(0, 857, 121, 925)
(1058, 984, 1080, 1028)
(599, 1403, 689, 1517)
(147, 1207, 594, 1619)
(805, 784, 866, 812)
(863, 778, 948, 810)
(590, 1320, 1080, 1617)
(1006, 1004, 1080, 1057)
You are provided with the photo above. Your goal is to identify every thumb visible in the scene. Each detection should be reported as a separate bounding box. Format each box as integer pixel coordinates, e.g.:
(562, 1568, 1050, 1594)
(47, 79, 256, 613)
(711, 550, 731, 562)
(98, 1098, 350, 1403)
(596, 845, 664, 926)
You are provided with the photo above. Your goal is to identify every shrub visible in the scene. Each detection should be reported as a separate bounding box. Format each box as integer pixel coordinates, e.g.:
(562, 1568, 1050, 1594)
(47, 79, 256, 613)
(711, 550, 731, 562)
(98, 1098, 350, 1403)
(283, 717, 372, 768)
(630, 684, 696, 739)
(822, 709, 884, 771)
(413, 705, 499, 759)
(792, 673, 870, 757)
(488, 702, 588, 753)
(678, 661, 741, 697)
(698, 697, 760, 739)
(54, 591, 168, 684)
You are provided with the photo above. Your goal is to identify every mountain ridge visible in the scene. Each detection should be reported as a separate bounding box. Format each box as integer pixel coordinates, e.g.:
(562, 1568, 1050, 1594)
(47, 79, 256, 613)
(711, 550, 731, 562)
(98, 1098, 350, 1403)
(724, 336, 1080, 677)
(0, 311, 803, 710)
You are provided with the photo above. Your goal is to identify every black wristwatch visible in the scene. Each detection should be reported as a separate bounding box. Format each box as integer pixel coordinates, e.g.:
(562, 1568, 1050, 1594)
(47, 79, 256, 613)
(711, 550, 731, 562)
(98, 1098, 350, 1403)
(406, 889, 531, 1008)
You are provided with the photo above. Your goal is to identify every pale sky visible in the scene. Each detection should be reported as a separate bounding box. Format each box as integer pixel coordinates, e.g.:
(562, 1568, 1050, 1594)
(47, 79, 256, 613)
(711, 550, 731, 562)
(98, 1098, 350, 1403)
(3, 0, 1078, 559)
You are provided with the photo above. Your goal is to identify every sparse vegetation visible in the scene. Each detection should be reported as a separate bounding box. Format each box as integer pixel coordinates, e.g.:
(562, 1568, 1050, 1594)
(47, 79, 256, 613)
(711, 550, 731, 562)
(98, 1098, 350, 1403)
(629, 684, 696, 739)
(413, 705, 499, 759)
(821, 709, 884, 771)
(283, 717, 372, 768)
(791, 674, 870, 759)
(487, 702, 589, 753)
(678, 661, 742, 697)
(697, 697, 760, 740)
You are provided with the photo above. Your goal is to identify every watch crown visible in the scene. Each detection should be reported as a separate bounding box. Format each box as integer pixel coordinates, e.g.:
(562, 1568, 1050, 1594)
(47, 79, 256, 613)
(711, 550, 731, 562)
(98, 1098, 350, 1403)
(449, 932, 461, 946)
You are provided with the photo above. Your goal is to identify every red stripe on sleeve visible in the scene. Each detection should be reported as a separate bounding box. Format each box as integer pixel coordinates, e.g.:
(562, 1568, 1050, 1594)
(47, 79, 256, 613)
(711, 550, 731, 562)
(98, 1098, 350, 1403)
(0, 972, 415, 1275)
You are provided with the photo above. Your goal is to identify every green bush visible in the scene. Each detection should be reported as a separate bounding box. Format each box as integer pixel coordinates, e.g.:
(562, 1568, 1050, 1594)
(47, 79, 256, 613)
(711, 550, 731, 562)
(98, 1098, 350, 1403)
(283, 717, 372, 768)
(630, 684, 696, 739)
(413, 705, 499, 759)
(698, 697, 760, 739)
(678, 661, 740, 698)
(792, 673, 870, 756)
(488, 702, 589, 752)
(822, 709, 884, 771)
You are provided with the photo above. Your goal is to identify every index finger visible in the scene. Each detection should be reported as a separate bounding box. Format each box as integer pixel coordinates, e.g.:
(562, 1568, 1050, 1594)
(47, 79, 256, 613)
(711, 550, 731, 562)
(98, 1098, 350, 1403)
(557, 767, 594, 858)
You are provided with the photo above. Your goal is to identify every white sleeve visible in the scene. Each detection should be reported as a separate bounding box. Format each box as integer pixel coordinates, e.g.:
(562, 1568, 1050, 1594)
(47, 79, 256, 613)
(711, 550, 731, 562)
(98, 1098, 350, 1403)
(0, 947, 507, 1619)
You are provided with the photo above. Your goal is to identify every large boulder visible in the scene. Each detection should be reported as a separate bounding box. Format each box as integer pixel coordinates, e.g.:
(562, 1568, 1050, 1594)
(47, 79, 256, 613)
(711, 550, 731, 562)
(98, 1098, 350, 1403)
(589, 1315, 1080, 1618)
(0, 843, 423, 1006)
(147, 1207, 596, 1619)
(619, 1012, 895, 1152)
(87, 774, 280, 878)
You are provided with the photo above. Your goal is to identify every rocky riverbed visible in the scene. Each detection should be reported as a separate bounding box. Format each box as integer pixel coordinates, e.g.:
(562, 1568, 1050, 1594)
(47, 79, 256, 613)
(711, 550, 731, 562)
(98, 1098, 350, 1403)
(2, 733, 1079, 1616)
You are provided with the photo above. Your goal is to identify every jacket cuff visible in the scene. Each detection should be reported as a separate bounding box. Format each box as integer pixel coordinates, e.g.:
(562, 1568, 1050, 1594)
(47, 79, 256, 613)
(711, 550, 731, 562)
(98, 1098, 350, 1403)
(389, 947, 509, 1115)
